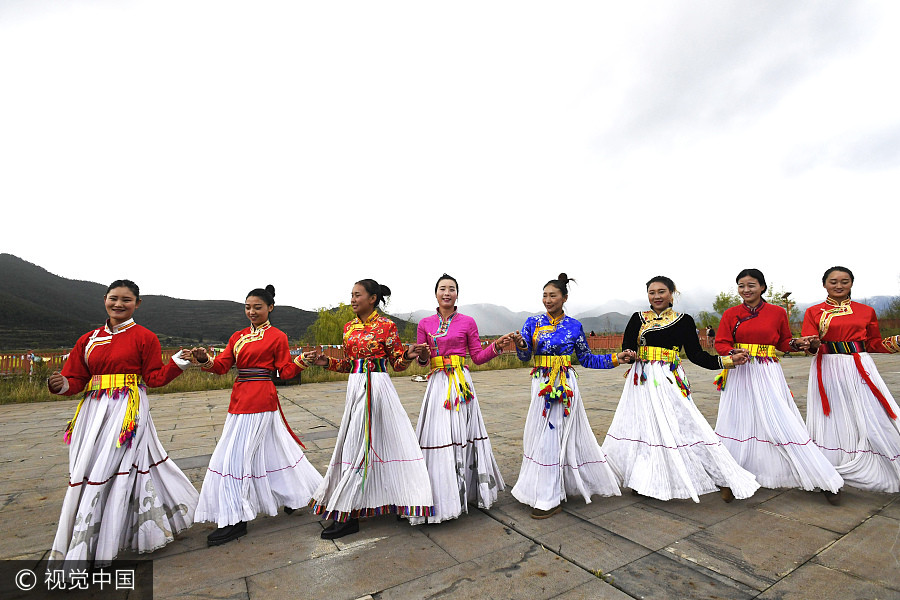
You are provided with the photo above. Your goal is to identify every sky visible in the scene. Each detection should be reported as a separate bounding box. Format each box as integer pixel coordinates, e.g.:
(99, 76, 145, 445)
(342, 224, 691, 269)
(2, 0, 899, 318)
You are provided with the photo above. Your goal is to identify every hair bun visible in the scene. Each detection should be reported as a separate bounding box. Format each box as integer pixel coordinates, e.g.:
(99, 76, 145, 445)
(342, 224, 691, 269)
(379, 284, 392, 299)
(265, 284, 276, 298)
(557, 272, 569, 285)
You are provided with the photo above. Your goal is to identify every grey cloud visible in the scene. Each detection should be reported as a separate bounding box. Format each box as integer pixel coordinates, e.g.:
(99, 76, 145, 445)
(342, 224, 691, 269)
(784, 124, 900, 175)
(597, 1, 871, 152)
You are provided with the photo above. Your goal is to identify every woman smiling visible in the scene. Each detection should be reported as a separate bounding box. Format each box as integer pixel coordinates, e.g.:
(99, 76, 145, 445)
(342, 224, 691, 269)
(803, 266, 900, 493)
(603, 275, 759, 503)
(713, 269, 842, 502)
(412, 273, 513, 524)
(510, 273, 632, 519)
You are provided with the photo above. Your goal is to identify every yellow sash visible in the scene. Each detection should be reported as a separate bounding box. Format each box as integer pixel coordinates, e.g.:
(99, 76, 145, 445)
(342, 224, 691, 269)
(533, 354, 572, 388)
(637, 346, 680, 363)
(735, 343, 777, 357)
(64, 374, 145, 448)
(429, 355, 472, 410)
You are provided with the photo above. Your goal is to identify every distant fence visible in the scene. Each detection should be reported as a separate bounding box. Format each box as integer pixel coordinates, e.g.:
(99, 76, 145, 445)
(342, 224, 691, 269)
(0, 336, 713, 377)
(23, 323, 899, 376)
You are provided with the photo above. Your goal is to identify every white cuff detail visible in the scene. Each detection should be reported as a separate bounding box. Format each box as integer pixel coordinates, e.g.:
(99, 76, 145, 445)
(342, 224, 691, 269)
(172, 350, 192, 371)
(53, 378, 70, 395)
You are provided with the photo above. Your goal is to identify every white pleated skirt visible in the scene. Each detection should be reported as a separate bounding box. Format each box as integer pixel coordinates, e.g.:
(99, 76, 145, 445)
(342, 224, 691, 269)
(602, 361, 760, 503)
(412, 368, 505, 524)
(310, 372, 434, 522)
(714, 360, 842, 492)
(807, 353, 900, 492)
(50, 388, 198, 564)
(511, 370, 620, 511)
(195, 410, 324, 528)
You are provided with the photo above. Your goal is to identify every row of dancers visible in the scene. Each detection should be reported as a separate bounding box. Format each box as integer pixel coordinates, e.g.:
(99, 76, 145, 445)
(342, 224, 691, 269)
(45, 266, 900, 563)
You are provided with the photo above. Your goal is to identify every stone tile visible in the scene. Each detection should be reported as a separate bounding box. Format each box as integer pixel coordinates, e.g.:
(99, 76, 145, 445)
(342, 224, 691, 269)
(757, 562, 897, 600)
(592, 503, 703, 551)
(814, 515, 900, 590)
(418, 509, 523, 563)
(643, 486, 781, 527)
(609, 551, 757, 600)
(489, 501, 586, 537)
(246, 526, 456, 600)
(563, 492, 641, 520)
(378, 541, 594, 600)
(152, 520, 335, 598)
(878, 496, 900, 522)
(165, 578, 249, 599)
(756, 487, 894, 534)
(549, 578, 634, 600)
(538, 521, 651, 573)
(669, 509, 840, 590)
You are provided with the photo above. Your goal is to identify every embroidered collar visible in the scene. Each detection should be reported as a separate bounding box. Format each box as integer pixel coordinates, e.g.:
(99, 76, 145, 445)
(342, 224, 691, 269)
(234, 320, 271, 356)
(250, 320, 271, 333)
(431, 309, 458, 340)
(819, 298, 853, 338)
(104, 318, 136, 334)
(547, 313, 565, 326)
(532, 313, 565, 348)
(826, 297, 852, 307)
(638, 308, 681, 343)
(347, 310, 380, 331)
(733, 300, 765, 337)
(742, 299, 766, 314)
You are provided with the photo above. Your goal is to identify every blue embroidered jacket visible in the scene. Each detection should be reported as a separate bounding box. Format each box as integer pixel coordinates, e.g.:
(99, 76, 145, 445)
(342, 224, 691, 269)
(516, 314, 616, 369)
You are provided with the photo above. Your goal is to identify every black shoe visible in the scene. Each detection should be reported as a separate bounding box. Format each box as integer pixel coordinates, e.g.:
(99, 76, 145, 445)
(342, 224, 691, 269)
(530, 505, 562, 519)
(320, 518, 359, 540)
(284, 506, 296, 515)
(823, 489, 842, 506)
(207, 521, 247, 546)
(720, 487, 735, 503)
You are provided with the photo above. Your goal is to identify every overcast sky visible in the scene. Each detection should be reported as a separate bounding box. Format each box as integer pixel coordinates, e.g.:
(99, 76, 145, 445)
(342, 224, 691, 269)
(3, 1, 898, 318)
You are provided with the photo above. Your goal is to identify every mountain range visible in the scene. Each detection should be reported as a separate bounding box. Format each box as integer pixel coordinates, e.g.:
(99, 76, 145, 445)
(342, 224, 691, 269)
(406, 305, 635, 335)
(0, 254, 319, 350)
(2, 253, 896, 349)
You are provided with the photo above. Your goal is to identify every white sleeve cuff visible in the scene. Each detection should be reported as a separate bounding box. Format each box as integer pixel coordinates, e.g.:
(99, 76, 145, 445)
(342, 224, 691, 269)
(172, 350, 192, 371)
(52, 377, 70, 395)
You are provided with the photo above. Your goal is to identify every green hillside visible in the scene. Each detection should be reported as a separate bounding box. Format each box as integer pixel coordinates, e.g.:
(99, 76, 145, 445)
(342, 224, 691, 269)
(0, 254, 319, 350)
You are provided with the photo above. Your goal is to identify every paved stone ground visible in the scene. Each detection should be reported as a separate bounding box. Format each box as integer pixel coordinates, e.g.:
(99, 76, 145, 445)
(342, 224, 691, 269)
(3, 354, 900, 599)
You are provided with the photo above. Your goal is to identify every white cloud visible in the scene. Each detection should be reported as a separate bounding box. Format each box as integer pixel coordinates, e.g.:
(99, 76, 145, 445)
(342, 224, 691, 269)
(2, 1, 898, 319)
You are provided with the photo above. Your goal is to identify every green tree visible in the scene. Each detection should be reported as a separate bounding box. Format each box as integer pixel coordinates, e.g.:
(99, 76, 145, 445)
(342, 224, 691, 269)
(305, 303, 356, 345)
(400, 320, 417, 343)
(696, 310, 720, 329)
(880, 296, 900, 320)
(763, 284, 801, 325)
(712, 291, 741, 314)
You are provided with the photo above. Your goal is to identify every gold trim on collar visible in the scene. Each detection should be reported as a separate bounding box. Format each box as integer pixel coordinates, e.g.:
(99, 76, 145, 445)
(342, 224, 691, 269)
(638, 308, 681, 344)
(532, 313, 565, 348)
(234, 321, 271, 357)
(819, 298, 852, 339)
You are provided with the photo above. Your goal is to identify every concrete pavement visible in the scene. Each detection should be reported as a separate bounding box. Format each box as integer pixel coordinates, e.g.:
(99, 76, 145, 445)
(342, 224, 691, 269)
(2, 354, 900, 599)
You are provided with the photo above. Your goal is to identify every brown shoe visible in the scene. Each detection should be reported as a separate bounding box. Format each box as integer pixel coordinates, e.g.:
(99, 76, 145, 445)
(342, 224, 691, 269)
(823, 489, 842, 506)
(720, 487, 734, 503)
(530, 505, 562, 519)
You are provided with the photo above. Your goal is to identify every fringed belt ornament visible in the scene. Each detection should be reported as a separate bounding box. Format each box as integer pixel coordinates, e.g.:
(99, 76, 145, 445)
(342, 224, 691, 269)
(64, 374, 145, 448)
(351, 358, 388, 491)
(633, 346, 691, 398)
(235, 368, 274, 382)
(816, 341, 896, 420)
(531, 355, 574, 418)
(715, 343, 777, 391)
(429, 355, 473, 410)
